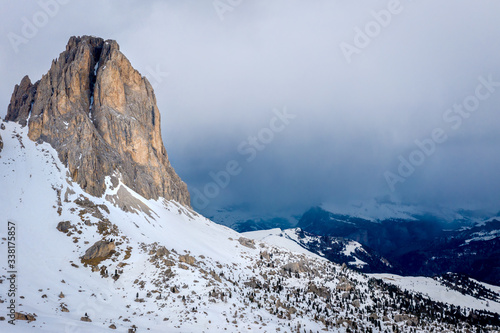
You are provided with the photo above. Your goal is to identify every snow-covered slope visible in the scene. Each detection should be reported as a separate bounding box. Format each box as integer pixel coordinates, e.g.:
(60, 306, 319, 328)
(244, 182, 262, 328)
(245, 228, 392, 272)
(370, 274, 500, 313)
(243, 228, 324, 260)
(1, 120, 499, 332)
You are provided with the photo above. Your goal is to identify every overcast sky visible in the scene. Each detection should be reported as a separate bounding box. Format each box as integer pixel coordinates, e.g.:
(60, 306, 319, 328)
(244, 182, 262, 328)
(1, 0, 499, 217)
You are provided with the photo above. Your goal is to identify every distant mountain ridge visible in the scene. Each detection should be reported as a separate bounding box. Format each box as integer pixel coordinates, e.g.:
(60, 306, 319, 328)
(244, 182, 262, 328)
(296, 206, 500, 285)
(208, 203, 500, 284)
(244, 227, 394, 273)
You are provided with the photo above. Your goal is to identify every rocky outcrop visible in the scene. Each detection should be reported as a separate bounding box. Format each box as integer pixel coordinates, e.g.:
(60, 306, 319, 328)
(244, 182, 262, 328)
(82, 240, 115, 263)
(283, 260, 311, 274)
(179, 254, 196, 266)
(5, 36, 190, 207)
(336, 281, 354, 292)
(15, 312, 36, 322)
(238, 237, 256, 249)
(56, 221, 73, 233)
(6, 76, 38, 126)
(0, 120, 4, 152)
(307, 283, 331, 299)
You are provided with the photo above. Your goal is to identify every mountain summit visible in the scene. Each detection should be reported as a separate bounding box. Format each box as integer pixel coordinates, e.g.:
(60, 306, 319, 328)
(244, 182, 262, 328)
(6, 35, 190, 206)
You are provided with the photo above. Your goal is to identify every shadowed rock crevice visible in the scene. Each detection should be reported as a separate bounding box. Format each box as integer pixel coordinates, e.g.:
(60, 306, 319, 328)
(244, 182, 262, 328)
(6, 35, 190, 207)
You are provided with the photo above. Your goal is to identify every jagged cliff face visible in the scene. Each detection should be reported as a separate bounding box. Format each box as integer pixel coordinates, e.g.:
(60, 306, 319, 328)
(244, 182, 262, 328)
(6, 36, 190, 207)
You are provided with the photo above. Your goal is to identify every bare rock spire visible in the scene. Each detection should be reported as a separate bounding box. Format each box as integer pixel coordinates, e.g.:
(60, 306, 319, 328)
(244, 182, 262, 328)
(6, 35, 190, 207)
(6, 75, 38, 126)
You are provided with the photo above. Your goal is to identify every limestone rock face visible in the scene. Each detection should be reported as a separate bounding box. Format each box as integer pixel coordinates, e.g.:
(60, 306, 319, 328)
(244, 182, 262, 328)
(5, 36, 190, 206)
(6, 75, 38, 126)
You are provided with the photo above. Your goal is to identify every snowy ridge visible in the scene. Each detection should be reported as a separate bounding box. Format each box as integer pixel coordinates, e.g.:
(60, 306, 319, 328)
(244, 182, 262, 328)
(243, 228, 324, 260)
(341, 241, 368, 268)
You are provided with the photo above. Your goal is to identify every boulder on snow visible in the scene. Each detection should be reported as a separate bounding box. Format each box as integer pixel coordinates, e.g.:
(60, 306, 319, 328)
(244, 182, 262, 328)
(156, 246, 170, 257)
(179, 254, 196, 266)
(15, 312, 36, 322)
(81, 240, 115, 265)
(238, 237, 256, 249)
(283, 260, 311, 274)
(56, 221, 73, 233)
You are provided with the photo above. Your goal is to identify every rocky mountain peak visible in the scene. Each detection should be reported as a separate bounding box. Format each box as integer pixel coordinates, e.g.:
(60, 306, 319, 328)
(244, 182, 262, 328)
(6, 35, 190, 206)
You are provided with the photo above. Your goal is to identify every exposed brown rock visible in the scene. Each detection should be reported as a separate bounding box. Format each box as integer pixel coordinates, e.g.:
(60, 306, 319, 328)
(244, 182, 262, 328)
(0, 120, 5, 153)
(210, 270, 222, 283)
(179, 254, 196, 266)
(283, 260, 311, 274)
(307, 283, 331, 299)
(260, 251, 270, 260)
(6, 76, 38, 126)
(14, 312, 36, 321)
(105, 185, 154, 217)
(56, 221, 73, 233)
(156, 246, 170, 257)
(81, 240, 115, 264)
(336, 281, 354, 292)
(6, 36, 190, 206)
(238, 237, 256, 249)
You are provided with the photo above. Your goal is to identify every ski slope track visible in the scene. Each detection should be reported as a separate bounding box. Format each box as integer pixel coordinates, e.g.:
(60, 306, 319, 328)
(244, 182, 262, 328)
(1, 120, 499, 332)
